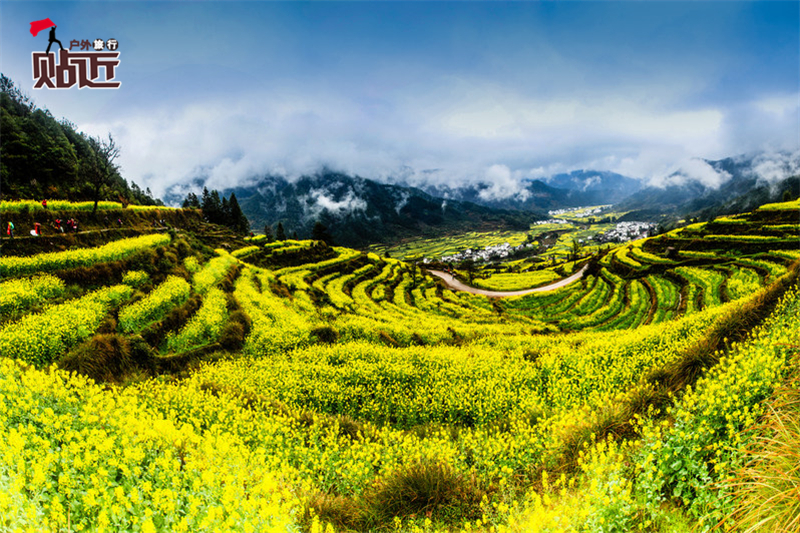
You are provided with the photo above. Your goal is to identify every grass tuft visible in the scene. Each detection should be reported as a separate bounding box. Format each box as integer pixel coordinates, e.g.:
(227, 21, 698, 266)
(722, 377, 800, 533)
(59, 333, 134, 383)
(364, 460, 488, 525)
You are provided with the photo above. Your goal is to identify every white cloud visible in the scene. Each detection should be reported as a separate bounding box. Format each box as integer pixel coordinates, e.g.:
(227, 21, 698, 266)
(79, 81, 799, 199)
(665, 159, 732, 189)
(478, 164, 531, 201)
(304, 188, 367, 219)
(750, 151, 800, 184)
(394, 192, 410, 214)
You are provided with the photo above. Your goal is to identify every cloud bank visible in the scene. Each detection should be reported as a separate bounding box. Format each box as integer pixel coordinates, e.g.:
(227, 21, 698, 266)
(82, 82, 800, 200)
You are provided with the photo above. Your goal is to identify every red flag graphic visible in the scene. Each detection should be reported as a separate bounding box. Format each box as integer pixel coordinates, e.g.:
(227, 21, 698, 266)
(30, 18, 56, 37)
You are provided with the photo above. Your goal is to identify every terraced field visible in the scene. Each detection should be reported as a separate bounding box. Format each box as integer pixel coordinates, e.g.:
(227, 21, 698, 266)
(0, 199, 798, 532)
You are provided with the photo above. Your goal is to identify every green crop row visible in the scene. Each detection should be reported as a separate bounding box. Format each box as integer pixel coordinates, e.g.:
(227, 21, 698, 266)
(0, 274, 67, 318)
(0, 199, 175, 213)
(0, 284, 133, 366)
(0, 233, 170, 278)
(165, 288, 228, 353)
(118, 276, 191, 333)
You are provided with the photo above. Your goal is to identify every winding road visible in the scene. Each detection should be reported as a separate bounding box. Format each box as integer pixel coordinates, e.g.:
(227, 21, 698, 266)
(427, 265, 588, 298)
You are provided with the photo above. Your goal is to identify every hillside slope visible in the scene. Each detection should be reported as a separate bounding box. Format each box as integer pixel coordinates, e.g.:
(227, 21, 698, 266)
(0, 76, 160, 206)
(0, 198, 797, 532)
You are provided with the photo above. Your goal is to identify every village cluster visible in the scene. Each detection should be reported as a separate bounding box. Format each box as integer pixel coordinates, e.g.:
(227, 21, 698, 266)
(437, 220, 656, 264)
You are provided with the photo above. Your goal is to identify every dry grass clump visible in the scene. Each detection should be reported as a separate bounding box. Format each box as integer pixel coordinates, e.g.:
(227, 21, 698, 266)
(59, 333, 134, 383)
(366, 460, 488, 524)
(301, 460, 490, 532)
(723, 377, 800, 533)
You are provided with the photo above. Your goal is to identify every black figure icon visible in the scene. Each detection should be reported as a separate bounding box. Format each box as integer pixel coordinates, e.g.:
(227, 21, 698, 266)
(45, 26, 63, 54)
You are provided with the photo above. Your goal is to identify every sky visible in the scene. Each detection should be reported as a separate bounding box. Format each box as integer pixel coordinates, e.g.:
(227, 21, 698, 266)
(1, 1, 798, 200)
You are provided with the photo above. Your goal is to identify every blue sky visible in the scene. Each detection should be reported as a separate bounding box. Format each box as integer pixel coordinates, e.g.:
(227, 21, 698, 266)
(1, 1, 798, 198)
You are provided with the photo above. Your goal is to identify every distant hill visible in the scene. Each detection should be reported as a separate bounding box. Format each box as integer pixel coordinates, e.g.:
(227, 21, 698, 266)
(0, 75, 161, 206)
(222, 173, 540, 248)
(423, 170, 642, 211)
(616, 154, 800, 220)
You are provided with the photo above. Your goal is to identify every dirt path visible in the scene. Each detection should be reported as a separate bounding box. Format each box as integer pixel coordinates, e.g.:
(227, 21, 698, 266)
(427, 265, 588, 298)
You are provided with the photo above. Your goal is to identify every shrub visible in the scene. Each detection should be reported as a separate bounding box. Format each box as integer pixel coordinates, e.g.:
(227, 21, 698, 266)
(311, 326, 339, 345)
(365, 460, 487, 525)
(218, 310, 251, 350)
(59, 334, 133, 383)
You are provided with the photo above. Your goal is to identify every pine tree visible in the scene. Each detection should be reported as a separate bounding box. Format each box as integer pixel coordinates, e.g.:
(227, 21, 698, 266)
(202, 189, 223, 224)
(276, 222, 286, 241)
(182, 192, 200, 208)
(227, 193, 249, 234)
(201, 187, 212, 221)
(311, 221, 333, 245)
(221, 197, 230, 227)
(263, 224, 273, 242)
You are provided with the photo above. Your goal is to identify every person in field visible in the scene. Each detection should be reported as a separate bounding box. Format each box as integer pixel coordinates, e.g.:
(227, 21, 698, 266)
(41, 199, 48, 209)
(6, 221, 14, 238)
(34, 222, 41, 236)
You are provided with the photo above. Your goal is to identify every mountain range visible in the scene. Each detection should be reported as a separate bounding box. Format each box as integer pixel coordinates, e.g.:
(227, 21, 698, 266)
(422, 170, 642, 212)
(223, 173, 537, 247)
(215, 153, 797, 247)
(617, 153, 800, 220)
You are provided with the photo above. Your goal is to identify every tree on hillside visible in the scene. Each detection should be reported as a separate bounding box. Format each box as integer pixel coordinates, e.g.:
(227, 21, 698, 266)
(192, 188, 249, 234)
(0, 74, 34, 113)
(201, 188, 223, 224)
(221, 196, 229, 224)
(263, 224, 274, 242)
(311, 221, 333, 245)
(84, 134, 120, 215)
(1, 75, 160, 205)
(276, 222, 286, 241)
(182, 192, 201, 208)
(570, 238, 581, 262)
(227, 193, 250, 234)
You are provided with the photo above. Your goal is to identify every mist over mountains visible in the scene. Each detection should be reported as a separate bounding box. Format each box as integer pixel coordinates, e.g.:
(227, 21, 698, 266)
(618, 152, 800, 218)
(217, 173, 536, 247)
(421, 170, 643, 212)
(3, 76, 795, 250)
(163, 151, 798, 248)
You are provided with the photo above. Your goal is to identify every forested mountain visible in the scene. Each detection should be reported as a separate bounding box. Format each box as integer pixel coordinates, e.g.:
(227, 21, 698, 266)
(423, 170, 642, 212)
(0, 75, 160, 206)
(616, 154, 800, 220)
(221, 173, 538, 247)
